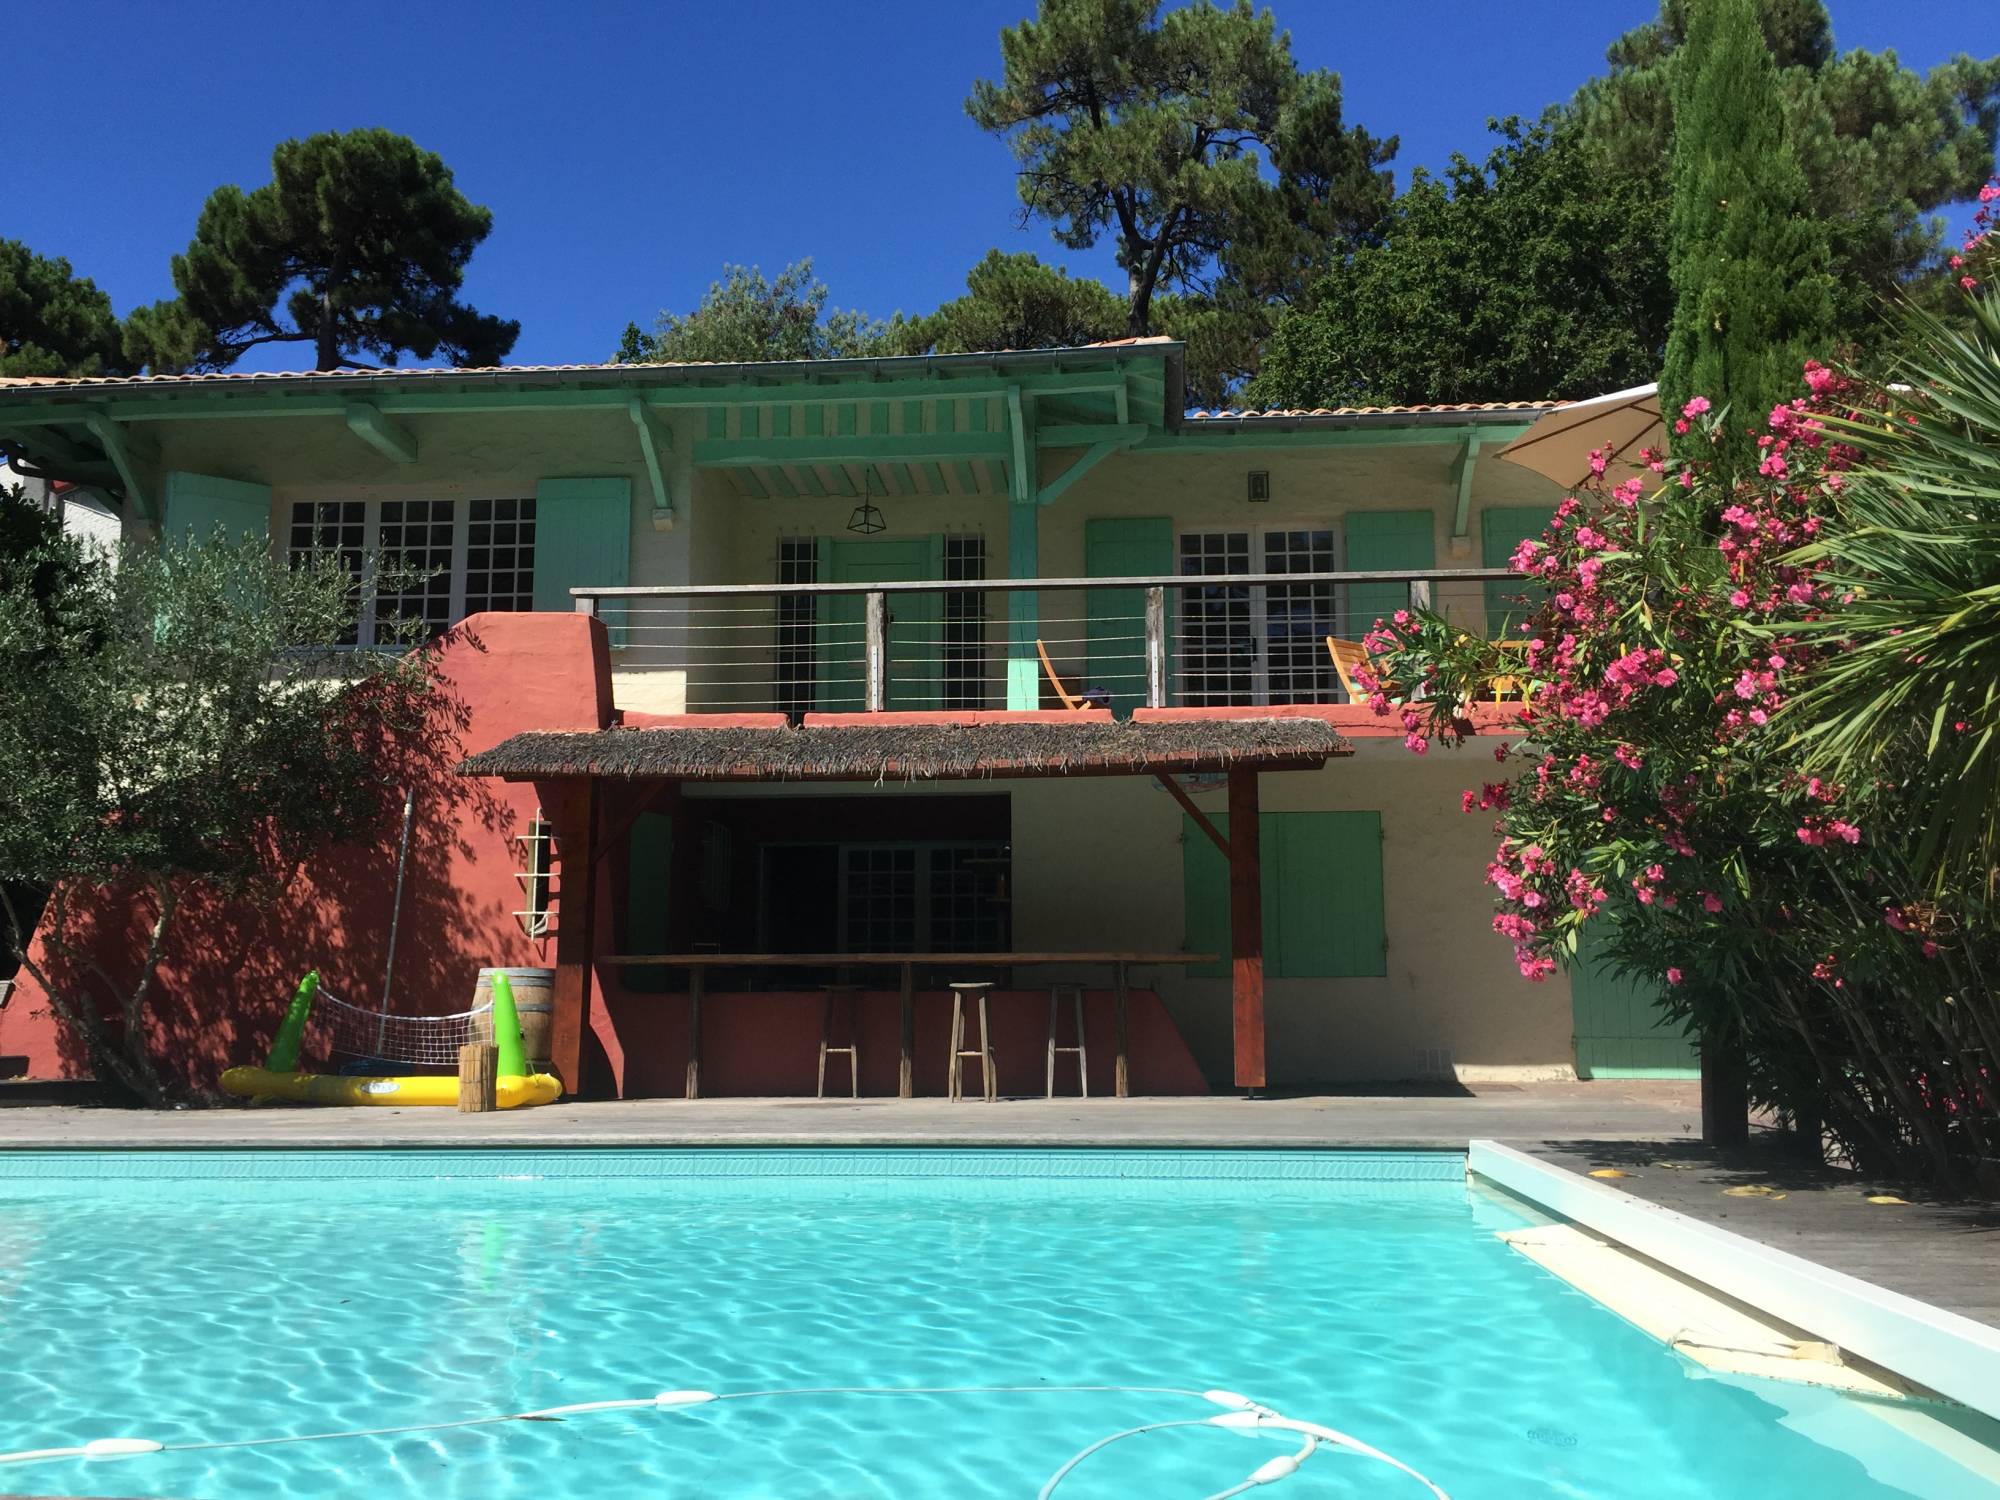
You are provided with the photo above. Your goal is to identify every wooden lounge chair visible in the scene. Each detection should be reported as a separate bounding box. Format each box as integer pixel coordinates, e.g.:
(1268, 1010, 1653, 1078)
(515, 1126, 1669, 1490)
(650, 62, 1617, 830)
(1037, 639, 1087, 711)
(1324, 637, 1374, 703)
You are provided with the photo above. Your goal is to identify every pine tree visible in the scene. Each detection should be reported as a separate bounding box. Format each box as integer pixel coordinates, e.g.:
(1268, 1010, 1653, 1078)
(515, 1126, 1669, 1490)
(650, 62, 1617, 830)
(967, 0, 1393, 338)
(125, 129, 518, 373)
(1661, 0, 1834, 464)
(0, 240, 125, 377)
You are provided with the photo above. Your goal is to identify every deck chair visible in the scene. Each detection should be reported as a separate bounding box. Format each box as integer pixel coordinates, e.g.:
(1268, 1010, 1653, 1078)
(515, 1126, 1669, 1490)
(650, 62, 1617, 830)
(1485, 639, 1533, 704)
(1037, 639, 1087, 711)
(1324, 637, 1375, 703)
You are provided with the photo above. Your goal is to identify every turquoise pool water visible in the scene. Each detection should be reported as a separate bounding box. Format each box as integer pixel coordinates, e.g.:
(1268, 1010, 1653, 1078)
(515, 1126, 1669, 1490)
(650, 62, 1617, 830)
(0, 1148, 1994, 1498)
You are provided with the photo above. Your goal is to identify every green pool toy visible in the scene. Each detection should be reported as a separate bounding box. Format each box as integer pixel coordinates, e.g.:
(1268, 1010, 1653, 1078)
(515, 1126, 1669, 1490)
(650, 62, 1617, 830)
(264, 970, 320, 1073)
(489, 970, 528, 1080)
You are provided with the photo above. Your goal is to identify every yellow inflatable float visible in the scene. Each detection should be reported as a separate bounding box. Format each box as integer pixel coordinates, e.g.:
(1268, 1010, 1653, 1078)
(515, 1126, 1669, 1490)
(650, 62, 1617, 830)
(220, 971, 562, 1109)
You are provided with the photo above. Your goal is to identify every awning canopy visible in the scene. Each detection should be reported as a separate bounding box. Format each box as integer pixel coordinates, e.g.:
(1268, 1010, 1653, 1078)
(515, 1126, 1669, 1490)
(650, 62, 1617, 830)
(1494, 382, 1662, 489)
(458, 718, 1349, 784)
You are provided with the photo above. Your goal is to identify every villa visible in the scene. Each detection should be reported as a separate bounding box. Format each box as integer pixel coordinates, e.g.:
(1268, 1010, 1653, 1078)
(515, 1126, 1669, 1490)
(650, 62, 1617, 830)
(0, 339, 1698, 1098)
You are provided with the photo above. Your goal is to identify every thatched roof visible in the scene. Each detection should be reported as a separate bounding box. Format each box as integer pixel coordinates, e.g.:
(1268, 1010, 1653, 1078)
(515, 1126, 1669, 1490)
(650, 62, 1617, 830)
(457, 718, 1349, 784)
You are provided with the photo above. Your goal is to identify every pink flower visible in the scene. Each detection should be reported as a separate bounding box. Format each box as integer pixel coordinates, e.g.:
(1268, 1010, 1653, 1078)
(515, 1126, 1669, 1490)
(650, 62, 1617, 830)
(1681, 396, 1711, 418)
(1702, 892, 1723, 914)
(1666, 967, 1683, 986)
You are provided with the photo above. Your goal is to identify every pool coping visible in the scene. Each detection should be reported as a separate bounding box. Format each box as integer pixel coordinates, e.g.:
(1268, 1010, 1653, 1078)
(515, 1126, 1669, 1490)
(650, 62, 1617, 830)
(1469, 1139, 2000, 1422)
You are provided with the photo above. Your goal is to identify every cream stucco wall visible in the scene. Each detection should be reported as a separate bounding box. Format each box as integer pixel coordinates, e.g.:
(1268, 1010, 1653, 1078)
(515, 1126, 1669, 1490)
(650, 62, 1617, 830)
(133, 403, 1576, 1084)
(1006, 740, 1574, 1087)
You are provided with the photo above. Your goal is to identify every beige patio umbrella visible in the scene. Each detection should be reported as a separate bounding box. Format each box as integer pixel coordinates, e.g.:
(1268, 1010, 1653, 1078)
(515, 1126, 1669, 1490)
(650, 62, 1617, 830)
(1495, 382, 1662, 490)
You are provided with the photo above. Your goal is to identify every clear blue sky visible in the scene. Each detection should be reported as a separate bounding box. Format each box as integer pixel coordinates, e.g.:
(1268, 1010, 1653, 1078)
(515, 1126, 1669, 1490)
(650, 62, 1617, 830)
(9, 1, 1995, 369)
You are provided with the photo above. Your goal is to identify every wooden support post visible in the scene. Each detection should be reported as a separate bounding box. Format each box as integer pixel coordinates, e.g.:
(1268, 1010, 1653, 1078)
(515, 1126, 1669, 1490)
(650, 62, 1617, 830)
(1227, 768, 1266, 1093)
(1144, 586, 1168, 708)
(457, 1042, 499, 1112)
(548, 780, 601, 1098)
(1114, 961, 1131, 1099)
(1408, 577, 1433, 613)
(864, 590, 887, 712)
(686, 964, 704, 1101)
(899, 961, 915, 1099)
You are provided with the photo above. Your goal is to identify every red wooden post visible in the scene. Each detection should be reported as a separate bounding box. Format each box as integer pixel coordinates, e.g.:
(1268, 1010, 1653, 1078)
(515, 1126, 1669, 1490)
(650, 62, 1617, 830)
(1227, 767, 1266, 1092)
(548, 779, 601, 1098)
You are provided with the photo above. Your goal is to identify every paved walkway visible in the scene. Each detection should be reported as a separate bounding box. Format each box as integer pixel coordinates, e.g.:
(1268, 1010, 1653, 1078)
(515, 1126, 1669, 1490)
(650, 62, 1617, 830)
(0, 1081, 1701, 1149)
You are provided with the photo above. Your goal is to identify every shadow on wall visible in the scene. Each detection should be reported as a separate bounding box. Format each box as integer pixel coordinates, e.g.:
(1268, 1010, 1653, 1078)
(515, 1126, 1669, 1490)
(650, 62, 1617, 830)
(0, 612, 612, 1092)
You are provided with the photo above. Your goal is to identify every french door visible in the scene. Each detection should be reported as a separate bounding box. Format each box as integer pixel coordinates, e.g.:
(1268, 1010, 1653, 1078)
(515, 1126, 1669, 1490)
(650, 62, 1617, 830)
(1176, 526, 1340, 706)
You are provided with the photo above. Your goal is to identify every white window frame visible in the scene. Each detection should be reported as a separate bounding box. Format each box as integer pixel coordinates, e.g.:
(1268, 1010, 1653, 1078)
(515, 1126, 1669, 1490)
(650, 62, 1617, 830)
(1175, 522, 1340, 706)
(286, 496, 534, 648)
(832, 840, 1009, 954)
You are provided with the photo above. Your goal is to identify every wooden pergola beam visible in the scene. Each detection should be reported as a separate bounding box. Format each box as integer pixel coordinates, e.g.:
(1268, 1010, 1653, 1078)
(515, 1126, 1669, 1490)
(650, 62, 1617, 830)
(1227, 766, 1266, 1093)
(547, 780, 602, 1098)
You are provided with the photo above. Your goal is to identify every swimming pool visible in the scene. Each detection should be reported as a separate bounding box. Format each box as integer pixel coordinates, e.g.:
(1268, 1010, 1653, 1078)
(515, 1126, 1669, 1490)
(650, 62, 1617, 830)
(0, 1148, 1993, 1498)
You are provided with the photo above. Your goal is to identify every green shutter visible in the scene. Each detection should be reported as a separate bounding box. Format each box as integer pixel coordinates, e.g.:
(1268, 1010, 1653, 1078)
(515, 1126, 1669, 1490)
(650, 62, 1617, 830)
(1270, 812, 1386, 978)
(1482, 505, 1555, 638)
(1084, 517, 1171, 715)
(1343, 510, 1436, 644)
(534, 478, 631, 639)
(1181, 811, 1386, 980)
(623, 810, 674, 993)
(161, 471, 270, 546)
(1571, 921, 1700, 1078)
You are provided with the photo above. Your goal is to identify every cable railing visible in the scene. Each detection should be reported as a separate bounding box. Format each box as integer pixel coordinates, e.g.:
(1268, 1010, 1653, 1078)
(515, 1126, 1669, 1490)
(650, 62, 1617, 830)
(572, 567, 1524, 716)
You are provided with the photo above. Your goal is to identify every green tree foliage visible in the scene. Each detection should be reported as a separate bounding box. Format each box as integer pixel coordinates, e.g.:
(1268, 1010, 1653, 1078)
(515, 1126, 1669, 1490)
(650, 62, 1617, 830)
(1576, 0, 2000, 323)
(894, 251, 1124, 355)
(123, 128, 519, 373)
(967, 0, 1393, 338)
(1661, 0, 1834, 468)
(0, 240, 126, 377)
(0, 509, 438, 1103)
(1248, 116, 1670, 408)
(617, 259, 897, 364)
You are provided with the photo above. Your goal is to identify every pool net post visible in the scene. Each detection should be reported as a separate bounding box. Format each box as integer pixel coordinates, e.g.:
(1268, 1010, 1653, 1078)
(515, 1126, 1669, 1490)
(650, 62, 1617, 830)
(458, 1043, 499, 1112)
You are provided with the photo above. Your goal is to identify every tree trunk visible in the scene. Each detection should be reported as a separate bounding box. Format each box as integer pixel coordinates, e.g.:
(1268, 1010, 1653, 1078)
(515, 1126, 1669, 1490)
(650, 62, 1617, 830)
(1699, 1023, 1750, 1147)
(1126, 264, 1153, 337)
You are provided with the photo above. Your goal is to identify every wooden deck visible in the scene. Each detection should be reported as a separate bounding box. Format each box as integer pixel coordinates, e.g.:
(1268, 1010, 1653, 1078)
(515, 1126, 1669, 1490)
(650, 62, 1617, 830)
(1527, 1136, 2000, 1329)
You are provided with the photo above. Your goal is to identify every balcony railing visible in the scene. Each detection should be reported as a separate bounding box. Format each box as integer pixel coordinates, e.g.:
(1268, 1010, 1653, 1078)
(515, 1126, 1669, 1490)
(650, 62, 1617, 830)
(572, 567, 1525, 716)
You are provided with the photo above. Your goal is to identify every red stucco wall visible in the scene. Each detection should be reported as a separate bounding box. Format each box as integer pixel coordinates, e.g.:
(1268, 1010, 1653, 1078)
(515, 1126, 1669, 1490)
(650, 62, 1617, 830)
(2, 611, 1210, 1098)
(0, 612, 609, 1089)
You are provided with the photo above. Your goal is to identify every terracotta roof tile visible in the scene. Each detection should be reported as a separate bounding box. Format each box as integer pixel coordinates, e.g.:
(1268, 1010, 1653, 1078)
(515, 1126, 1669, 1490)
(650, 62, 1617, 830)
(0, 338, 1179, 395)
(1185, 400, 1555, 419)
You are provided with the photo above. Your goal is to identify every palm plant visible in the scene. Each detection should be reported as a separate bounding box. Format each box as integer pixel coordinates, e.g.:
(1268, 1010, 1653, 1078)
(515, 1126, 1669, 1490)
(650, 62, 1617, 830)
(1782, 290, 2000, 893)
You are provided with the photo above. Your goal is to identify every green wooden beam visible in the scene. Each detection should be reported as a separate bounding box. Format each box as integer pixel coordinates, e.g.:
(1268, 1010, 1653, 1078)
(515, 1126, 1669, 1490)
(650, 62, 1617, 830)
(1451, 435, 1482, 539)
(80, 410, 156, 522)
(692, 432, 1009, 468)
(342, 401, 419, 464)
(1006, 385, 1031, 504)
(628, 397, 675, 528)
(1135, 422, 1534, 454)
(1035, 440, 1119, 507)
(1007, 498, 1040, 709)
(1037, 422, 1149, 449)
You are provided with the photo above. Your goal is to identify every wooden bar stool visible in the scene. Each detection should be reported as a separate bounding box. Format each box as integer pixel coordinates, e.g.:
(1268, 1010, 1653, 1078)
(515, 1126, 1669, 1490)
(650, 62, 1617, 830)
(948, 981, 997, 1102)
(1046, 983, 1088, 1098)
(818, 982, 861, 1098)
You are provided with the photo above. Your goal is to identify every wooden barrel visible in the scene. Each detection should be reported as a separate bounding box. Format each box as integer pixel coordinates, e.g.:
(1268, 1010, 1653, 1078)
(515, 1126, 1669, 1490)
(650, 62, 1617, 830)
(472, 967, 555, 1072)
